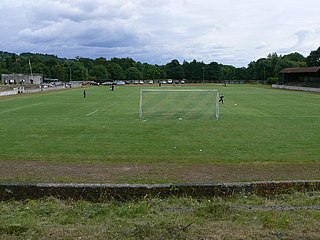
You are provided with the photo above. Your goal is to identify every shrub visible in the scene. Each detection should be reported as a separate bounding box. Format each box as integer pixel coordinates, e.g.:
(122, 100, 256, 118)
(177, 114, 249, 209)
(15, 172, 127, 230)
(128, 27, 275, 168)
(267, 77, 279, 85)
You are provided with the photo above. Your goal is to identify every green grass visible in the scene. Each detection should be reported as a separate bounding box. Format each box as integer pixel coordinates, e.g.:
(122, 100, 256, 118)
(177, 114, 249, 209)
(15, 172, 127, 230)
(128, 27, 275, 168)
(0, 192, 319, 239)
(0, 84, 319, 163)
(141, 89, 218, 119)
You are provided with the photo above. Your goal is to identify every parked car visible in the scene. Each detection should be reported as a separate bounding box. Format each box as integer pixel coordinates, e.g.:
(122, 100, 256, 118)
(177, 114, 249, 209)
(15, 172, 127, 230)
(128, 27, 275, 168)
(133, 80, 139, 84)
(148, 80, 154, 84)
(139, 80, 144, 84)
(90, 81, 100, 86)
(167, 79, 173, 84)
(101, 81, 113, 85)
(116, 81, 125, 85)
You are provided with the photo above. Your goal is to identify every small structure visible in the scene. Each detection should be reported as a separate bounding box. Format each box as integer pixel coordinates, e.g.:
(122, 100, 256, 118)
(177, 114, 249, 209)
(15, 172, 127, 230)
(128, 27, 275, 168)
(1, 73, 43, 85)
(279, 67, 320, 87)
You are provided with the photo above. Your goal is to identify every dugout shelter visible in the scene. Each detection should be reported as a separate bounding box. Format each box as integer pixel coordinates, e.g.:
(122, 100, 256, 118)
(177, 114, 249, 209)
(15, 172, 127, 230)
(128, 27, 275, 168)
(279, 67, 320, 87)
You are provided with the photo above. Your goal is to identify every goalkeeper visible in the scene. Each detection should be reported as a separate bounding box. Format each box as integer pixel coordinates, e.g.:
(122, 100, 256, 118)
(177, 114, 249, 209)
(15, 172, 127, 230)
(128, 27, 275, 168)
(219, 94, 224, 104)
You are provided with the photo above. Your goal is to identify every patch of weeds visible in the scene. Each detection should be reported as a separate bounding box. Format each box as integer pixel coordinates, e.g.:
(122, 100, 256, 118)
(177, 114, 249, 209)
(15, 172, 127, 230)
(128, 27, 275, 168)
(57, 215, 77, 225)
(112, 221, 190, 240)
(55, 207, 80, 225)
(72, 201, 113, 221)
(261, 212, 290, 229)
(115, 200, 150, 218)
(195, 203, 232, 220)
(0, 224, 29, 236)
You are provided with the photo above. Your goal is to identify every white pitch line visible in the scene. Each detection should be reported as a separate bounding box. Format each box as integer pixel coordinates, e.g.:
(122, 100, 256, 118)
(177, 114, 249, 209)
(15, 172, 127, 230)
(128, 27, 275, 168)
(0, 103, 42, 114)
(86, 110, 98, 117)
(257, 111, 272, 117)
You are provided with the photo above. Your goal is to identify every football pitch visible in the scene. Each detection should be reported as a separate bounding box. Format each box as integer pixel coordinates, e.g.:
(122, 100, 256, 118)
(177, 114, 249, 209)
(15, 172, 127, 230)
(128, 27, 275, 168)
(0, 84, 319, 183)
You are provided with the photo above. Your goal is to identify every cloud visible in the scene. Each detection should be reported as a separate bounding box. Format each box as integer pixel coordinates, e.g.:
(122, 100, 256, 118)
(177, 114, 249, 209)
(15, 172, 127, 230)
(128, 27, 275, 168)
(0, 0, 320, 67)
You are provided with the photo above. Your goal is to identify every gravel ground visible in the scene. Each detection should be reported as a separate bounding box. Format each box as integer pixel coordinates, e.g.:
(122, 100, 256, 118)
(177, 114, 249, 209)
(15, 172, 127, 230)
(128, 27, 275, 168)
(1, 160, 320, 184)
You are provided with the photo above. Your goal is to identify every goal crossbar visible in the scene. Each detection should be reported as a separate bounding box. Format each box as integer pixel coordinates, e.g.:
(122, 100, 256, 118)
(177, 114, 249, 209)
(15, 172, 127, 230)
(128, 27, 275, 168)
(139, 89, 220, 119)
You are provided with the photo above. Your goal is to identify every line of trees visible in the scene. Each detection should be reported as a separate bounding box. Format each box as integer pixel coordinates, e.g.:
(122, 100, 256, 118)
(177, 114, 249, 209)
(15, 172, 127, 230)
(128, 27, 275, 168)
(0, 46, 319, 84)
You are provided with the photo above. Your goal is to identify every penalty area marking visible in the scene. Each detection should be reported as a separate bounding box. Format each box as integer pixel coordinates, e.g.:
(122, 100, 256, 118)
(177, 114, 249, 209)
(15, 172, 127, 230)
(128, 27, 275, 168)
(86, 110, 98, 117)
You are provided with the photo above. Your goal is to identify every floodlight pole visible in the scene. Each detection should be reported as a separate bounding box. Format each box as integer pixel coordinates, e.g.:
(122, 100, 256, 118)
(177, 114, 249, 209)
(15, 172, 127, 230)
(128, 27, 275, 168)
(202, 67, 204, 83)
(29, 59, 33, 82)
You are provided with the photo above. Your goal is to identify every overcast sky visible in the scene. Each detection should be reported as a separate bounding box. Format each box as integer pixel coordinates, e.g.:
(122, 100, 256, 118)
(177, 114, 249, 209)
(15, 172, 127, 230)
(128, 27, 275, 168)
(0, 0, 319, 67)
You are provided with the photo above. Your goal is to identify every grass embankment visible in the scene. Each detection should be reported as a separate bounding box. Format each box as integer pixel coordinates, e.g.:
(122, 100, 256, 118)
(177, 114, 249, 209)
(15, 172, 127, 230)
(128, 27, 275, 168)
(1, 192, 319, 239)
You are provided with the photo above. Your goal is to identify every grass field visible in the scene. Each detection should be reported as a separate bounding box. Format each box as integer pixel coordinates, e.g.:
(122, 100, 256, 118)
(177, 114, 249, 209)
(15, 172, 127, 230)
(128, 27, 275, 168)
(0, 84, 319, 183)
(1, 84, 319, 163)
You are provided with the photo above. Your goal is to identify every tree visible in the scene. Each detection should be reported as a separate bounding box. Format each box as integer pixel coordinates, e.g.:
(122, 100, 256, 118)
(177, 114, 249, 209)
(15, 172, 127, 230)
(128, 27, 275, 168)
(274, 58, 298, 75)
(51, 64, 68, 81)
(189, 60, 205, 82)
(79, 58, 94, 71)
(125, 67, 141, 80)
(110, 57, 136, 70)
(69, 61, 87, 81)
(94, 57, 108, 68)
(283, 52, 305, 63)
(90, 65, 110, 81)
(255, 58, 273, 80)
(220, 65, 236, 80)
(165, 59, 184, 80)
(235, 67, 247, 80)
(206, 61, 221, 81)
(33, 63, 50, 77)
(306, 47, 320, 66)
(108, 63, 125, 80)
(146, 65, 163, 80)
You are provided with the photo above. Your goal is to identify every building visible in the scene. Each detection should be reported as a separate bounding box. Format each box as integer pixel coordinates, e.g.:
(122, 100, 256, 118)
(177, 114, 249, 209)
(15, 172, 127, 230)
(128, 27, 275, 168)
(1, 73, 43, 85)
(279, 67, 320, 87)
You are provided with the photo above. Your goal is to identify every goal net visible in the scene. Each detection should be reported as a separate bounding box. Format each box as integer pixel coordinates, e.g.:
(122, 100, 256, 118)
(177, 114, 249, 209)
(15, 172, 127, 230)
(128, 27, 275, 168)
(139, 89, 220, 119)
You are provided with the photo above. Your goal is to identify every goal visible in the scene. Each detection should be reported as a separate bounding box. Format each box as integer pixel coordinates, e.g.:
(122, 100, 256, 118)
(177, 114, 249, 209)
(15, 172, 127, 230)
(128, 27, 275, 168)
(139, 89, 220, 119)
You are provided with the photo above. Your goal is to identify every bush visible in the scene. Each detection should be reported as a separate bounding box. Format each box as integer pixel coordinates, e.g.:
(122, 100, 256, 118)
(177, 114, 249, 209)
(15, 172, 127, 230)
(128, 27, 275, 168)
(267, 77, 278, 85)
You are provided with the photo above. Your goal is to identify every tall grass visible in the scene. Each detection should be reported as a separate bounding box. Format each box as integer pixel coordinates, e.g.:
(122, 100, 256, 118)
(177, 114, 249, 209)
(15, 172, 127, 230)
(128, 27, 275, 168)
(0, 192, 319, 239)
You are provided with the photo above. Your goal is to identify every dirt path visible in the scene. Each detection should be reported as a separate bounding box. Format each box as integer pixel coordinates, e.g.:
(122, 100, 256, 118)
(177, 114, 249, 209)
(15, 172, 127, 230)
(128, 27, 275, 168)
(1, 161, 319, 184)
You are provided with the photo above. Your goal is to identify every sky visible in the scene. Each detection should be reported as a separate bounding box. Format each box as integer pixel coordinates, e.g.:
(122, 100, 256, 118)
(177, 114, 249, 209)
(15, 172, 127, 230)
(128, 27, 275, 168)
(0, 0, 319, 67)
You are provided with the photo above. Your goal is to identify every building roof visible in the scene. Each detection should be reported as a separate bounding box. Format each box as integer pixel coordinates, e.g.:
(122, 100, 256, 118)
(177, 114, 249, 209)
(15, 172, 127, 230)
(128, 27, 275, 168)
(279, 67, 320, 74)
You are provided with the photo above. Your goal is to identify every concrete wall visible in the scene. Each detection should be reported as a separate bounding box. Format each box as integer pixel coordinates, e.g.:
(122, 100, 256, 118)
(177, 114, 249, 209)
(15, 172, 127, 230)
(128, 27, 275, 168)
(1, 180, 319, 201)
(0, 85, 68, 97)
(272, 84, 320, 92)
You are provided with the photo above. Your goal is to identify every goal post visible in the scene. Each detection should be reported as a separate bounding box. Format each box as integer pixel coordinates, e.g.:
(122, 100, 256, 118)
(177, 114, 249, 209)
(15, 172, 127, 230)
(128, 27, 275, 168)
(139, 89, 220, 119)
